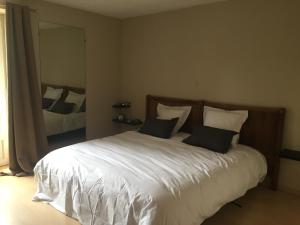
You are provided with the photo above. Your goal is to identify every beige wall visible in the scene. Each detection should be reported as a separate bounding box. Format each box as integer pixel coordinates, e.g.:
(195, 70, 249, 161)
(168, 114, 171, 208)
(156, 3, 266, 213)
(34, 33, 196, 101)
(8, 0, 300, 194)
(40, 26, 86, 88)
(27, 0, 121, 139)
(121, 0, 300, 193)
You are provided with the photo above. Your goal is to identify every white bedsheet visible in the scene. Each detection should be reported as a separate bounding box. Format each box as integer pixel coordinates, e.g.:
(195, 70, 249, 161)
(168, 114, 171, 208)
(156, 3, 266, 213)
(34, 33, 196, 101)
(33, 131, 267, 225)
(43, 110, 85, 136)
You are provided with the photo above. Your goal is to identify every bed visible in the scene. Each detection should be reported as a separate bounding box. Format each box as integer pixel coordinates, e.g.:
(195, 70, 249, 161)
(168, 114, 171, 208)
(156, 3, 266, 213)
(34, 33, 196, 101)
(33, 95, 285, 225)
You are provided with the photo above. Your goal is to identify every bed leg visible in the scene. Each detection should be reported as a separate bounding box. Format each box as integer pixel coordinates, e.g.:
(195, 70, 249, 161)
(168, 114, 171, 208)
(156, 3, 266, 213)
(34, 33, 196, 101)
(230, 201, 242, 208)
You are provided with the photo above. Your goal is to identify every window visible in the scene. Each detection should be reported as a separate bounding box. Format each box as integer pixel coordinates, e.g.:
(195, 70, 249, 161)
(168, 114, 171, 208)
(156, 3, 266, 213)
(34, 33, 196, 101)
(0, 8, 8, 166)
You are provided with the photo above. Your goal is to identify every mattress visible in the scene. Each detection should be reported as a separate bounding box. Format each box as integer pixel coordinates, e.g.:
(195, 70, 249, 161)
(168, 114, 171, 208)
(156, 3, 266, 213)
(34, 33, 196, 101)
(33, 131, 267, 225)
(43, 110, 85, 136)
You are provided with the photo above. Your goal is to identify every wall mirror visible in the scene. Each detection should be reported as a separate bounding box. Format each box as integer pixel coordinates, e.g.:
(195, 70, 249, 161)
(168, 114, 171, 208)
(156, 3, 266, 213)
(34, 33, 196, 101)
(39, 21, 86, 150)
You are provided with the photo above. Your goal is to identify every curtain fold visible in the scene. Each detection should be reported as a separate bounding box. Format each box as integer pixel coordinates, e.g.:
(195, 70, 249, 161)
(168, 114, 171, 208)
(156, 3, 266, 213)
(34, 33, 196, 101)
(6, 3, 48, 174)
(0, 11, 8, 167)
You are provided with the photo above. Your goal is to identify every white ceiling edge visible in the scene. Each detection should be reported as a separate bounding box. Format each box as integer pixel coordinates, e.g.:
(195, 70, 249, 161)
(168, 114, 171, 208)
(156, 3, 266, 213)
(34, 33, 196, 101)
(43, 0, 227, 19)
(39, 21, 65, 29)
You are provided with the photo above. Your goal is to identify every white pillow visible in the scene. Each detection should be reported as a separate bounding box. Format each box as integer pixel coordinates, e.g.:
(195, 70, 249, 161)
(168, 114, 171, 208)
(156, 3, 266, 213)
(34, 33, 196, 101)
(203, 106, 248, 145)
(157, 103, 192, 135)
(43, 87, 63, 100)
(65, 91, 85, 112)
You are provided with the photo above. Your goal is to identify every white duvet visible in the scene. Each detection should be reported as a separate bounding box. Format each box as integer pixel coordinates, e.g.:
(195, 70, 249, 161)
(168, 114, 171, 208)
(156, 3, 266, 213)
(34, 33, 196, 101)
(43, 110, 85, 136)
(33, 131, 267, 225)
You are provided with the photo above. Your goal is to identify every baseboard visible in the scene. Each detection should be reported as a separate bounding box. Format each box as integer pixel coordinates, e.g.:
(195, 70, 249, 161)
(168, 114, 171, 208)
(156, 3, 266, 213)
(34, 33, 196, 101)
(279, 185, 300, 197)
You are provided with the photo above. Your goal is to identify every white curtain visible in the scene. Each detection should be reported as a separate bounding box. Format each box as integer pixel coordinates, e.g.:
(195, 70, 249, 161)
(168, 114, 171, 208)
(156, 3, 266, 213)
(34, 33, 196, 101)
(0, 10, 8, 166)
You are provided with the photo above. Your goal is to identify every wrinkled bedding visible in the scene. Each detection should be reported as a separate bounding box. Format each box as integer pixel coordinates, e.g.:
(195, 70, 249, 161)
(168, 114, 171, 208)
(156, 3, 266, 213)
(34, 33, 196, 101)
(43, 110, 85, 136)
(33, 131, 267, 225)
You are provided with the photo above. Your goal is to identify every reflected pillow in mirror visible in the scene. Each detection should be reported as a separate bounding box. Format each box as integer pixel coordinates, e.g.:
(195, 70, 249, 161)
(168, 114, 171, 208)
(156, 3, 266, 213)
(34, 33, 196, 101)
(42, 98, 54, 109)
(79, 100, 86, 112)
(65, 91, 85, 112)
(43, 87, 63, 101)
(50, 101, 75, 114)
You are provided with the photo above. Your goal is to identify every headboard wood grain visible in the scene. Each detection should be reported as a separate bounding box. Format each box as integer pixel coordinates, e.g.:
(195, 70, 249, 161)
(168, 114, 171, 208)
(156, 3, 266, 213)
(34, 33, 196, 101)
(146, 95, 285, 190)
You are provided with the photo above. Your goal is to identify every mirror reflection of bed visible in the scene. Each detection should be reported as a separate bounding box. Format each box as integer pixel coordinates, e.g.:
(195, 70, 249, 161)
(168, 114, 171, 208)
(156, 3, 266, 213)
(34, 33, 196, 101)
(39, 22, 86, 150)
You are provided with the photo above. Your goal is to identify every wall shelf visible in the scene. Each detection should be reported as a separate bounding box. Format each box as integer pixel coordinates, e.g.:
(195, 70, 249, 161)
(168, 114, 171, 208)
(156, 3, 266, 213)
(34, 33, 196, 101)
(112, 102, 131, 108)
(112, 118, 142, 126)
(280, 149, 300, 162)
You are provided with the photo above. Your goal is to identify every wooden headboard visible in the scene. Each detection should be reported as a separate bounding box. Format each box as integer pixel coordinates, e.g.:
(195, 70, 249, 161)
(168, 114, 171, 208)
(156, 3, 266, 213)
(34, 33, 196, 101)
(146, 95, 285, 190)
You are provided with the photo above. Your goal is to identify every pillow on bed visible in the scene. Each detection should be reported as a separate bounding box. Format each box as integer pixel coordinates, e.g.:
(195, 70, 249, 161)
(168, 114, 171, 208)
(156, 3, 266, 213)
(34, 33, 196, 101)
(43, 87, 63, 101)
(203, 106, 248, 145)
(157, 103, 191, 135)
(50, 101, 75, 114)
(183, 126, 237, 153)
(65, 91, 85, 112)
(139, 117, 178, 139)
(42, 98, 54, 109)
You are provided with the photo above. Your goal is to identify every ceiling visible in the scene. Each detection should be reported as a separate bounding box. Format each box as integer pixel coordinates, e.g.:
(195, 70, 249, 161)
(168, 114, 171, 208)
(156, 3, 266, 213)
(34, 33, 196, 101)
(44, 0, 227, 19)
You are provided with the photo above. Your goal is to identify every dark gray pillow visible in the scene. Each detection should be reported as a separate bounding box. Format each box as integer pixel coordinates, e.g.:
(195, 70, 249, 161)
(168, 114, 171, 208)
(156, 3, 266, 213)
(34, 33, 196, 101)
(183, 126, 238, 153)
(42, 98, 54, 109)
(139, 117, 178, 139)
(50, 101, 75, 114)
